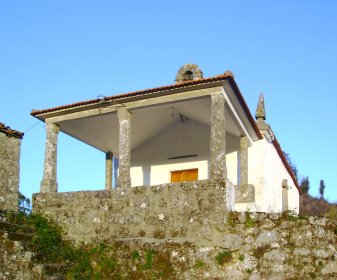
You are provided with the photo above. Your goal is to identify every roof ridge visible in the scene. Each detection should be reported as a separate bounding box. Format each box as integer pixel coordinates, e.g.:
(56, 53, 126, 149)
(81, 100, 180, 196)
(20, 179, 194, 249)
(31, 73, 232, 117)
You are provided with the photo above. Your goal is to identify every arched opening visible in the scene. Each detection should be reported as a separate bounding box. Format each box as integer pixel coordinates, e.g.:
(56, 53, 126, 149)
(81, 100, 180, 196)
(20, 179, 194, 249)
(183, 70, 194, 81)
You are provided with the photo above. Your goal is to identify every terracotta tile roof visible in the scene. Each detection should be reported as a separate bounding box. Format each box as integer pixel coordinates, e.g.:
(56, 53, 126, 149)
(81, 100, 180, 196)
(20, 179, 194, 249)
(0, 122, 24, 139)
(31, 72, 234, 117)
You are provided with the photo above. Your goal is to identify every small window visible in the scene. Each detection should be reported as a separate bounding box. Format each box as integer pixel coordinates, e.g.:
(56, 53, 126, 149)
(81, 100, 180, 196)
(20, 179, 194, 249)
(171, 169, 198, 183)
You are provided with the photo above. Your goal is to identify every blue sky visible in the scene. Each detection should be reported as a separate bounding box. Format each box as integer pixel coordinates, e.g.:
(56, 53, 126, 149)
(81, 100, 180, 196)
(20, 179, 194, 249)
(1, 1, 337, 202)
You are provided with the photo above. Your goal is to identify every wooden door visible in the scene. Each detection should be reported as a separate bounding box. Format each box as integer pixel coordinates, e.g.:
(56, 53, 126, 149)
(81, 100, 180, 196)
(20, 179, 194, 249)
(171, 169, 198, 183)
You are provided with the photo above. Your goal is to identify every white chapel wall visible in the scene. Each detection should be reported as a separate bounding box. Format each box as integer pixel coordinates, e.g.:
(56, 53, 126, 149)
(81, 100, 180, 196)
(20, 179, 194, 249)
(130, 119, 210, 187)
(130, 118, 240, 187)
(247, 137, 299, 213)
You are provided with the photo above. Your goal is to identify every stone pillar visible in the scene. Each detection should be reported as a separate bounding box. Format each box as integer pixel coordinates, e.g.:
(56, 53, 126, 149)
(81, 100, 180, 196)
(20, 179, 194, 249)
(239, 136, 249, 186)
(282, 179, 289, 212)
(210, 92, 227, 181)
(105, 152, 113, 190)
(117, 108, 132, 188)
(41, 123, 59, 193)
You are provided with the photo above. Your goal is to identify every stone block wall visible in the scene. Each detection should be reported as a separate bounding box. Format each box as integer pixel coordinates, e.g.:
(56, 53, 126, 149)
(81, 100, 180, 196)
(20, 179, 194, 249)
(33, 180, 232, 245)
(29, 180, 337, 278)
(0, 132, 21, 212)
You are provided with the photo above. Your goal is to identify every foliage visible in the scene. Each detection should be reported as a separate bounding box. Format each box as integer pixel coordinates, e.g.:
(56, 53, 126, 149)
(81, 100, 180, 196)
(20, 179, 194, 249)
(319, 179, 326, 199)
(300, 193, 336, 217)
(245, 213, 255, 228)
(326, 205, 337, 220)
(18, 191, 31, 214)
(194, 259, 205, 268)
(246, 268, 253, 274)
(283, 152, 299, 181)
(140, 250, 155, 270)
(215, 251, 232, 265)
(300, 176, 310, 194)
(131, 250, 140, 260)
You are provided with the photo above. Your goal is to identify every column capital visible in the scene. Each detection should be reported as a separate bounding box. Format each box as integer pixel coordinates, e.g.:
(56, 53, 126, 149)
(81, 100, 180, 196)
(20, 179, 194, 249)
(117, 107, 132, 121)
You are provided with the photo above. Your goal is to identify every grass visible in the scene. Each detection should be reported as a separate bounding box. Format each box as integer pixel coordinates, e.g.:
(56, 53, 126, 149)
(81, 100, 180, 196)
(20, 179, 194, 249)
(195, 259, 205, 268)
(215, 251, 232, 265)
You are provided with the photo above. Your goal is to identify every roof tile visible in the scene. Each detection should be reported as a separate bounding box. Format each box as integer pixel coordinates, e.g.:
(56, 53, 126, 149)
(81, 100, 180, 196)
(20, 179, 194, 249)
(0, 122, 24, 139)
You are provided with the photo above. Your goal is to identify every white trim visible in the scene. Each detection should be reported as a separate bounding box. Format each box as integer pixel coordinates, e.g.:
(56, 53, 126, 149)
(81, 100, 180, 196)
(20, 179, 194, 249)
(221, 88, 253, 145)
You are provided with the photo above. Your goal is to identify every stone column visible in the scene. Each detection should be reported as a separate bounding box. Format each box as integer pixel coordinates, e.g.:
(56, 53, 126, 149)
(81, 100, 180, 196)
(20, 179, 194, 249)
(41, 123, 59, 193)
(239, 136, 249, 186)
(105, 152, 113, 190)
(282, 179, 289, 211)
(117, 108, 132, 188)
(210, 92, 227, 181)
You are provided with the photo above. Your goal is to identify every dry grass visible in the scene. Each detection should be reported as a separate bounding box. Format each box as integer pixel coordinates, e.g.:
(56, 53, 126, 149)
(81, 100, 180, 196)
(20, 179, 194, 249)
(300, 193, 337, 218)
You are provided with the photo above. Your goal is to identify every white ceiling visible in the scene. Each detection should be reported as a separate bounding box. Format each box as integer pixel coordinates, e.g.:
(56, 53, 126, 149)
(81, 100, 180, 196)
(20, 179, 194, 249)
(59, 96, 242, 154)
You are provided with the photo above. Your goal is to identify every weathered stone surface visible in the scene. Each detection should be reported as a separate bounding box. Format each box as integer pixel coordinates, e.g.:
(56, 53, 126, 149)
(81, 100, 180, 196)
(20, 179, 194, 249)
(239, 136, 248, 186)
(255, 92, 266, 120)
(210, 92, 227, 181)
(235, 184, 255, 203)
(3, 205, 337, 279)
(321, 261, 337, 275)
(41, 123, 59, 193)
(175, 64, 203, 83)
(293, 247, 311, 256)
(256, 230, 279, 246)
(105, 152, 113, 190)
(33, 180, 230, 244)
(263, 249, 287, 262)
(117, 108, 132, 188)
(0, 132, 21, 212)
(222, 233, 242, 251)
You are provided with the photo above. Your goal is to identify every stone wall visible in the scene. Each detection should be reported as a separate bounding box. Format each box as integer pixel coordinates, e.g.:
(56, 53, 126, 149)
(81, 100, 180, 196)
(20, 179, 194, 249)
(23, 182, 337, 278)
(0, 224, 40, 280)
(33, 188, 337, 279)
(33, 180, 234, 245)
(0, 133, 21, 212)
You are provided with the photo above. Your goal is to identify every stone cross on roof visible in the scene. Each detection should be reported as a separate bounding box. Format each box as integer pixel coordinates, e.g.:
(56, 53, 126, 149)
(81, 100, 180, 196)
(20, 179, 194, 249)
(255, 92, 266, 120)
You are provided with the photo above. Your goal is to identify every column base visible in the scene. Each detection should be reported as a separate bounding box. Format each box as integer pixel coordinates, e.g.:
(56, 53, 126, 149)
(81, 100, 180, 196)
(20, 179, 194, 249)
(235, 184, 255, 203)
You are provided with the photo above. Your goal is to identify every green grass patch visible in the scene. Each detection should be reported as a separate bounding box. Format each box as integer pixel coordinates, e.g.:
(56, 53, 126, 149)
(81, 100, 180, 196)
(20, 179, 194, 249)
(195, 259, 205, 268)
(215, 251, 232, 265)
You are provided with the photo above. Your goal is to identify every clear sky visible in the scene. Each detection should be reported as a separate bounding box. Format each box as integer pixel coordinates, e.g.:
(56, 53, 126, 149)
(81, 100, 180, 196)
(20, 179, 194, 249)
(1, 1, 337, 202)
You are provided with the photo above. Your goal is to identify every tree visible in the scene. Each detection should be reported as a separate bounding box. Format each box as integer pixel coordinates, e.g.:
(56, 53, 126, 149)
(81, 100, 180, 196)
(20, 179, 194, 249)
(283, 152, 299, 181)
(18, 192, 31, 214)
(319, 179, 326, 199)
(300, 176, 310, 194)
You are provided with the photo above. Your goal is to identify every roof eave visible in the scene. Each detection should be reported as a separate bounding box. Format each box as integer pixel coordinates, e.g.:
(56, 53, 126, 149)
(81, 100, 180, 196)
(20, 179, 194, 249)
(31, 77, 228, 121)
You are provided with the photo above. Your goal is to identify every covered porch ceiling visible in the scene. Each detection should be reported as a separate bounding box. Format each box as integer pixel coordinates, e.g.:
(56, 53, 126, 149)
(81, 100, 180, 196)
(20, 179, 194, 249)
(58, 95, 244, 155)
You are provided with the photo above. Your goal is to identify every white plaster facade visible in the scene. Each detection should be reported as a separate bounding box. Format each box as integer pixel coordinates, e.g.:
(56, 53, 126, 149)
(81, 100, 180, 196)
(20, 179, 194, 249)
(129, 119, 299, 213)
(32, 65, 301, 214)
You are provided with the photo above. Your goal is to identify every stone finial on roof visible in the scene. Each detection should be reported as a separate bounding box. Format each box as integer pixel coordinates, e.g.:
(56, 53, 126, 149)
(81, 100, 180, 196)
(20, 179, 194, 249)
(175, 64, 203, 84)
(255, 93, 266, 120)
